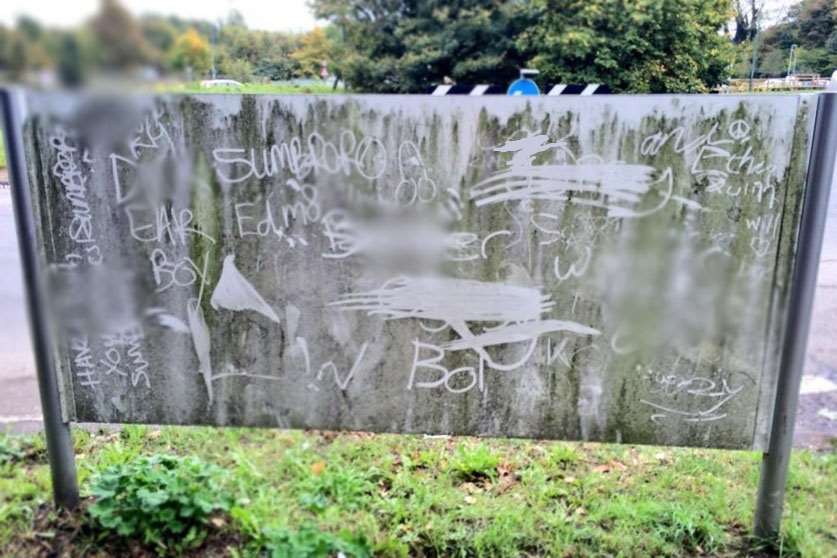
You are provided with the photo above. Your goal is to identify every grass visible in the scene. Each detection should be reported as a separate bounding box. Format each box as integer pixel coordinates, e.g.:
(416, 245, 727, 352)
(0, 427, 834, 557)
(157, 81, 344, 96)
(0, 133, 6, 169)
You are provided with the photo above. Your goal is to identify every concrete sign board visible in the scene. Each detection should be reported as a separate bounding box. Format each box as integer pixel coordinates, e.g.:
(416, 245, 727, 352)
(11, 92, 821, 450)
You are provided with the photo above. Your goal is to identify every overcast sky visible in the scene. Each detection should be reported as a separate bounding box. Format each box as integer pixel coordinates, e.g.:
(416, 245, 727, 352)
(1, 0, 321, 32)
(0, 0, 804, 33)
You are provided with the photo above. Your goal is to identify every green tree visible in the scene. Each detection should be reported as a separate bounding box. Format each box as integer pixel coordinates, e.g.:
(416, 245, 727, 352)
(57, 33, 86, 86)
(759, 0, 837, 76)
(518, 0, 735, 93)
(169, 28, 211, 76)
(312, 0, 532, 92)
(141, 15, 179, 67)
(290, 27, 331, 77)
(5, 32, 30, 79)
(219, 57, 254, 82)
(15, 16, 43, 43)
(757, 47, 789, 76)
(89, 0, 150, 69)
(795, 46, 833, 73)
(796, 0, 834, 45)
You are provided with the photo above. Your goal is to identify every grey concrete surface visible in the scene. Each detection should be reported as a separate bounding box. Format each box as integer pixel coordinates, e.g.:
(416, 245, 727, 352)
(0, 109, 836, 447)
(18, 94, 817, 449)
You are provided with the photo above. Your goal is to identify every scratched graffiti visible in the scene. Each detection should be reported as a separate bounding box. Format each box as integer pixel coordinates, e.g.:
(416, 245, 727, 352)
(15, 91, 818, 450)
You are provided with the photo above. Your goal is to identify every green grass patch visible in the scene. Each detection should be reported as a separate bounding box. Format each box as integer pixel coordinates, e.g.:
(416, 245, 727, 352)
(0, 133, 7, 169)
(0, 428, 834, 556)
(157, 81, 344, 95)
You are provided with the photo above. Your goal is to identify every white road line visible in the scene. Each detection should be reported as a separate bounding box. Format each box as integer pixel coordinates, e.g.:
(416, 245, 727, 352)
(800, 375, 837, 395)
(0, 414, 42, 423)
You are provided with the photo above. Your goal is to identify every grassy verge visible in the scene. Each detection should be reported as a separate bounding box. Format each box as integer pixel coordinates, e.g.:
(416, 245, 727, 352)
(0, 427, 834, 557)
(0, 133, 6, 169)
(157, 81, 344, 95)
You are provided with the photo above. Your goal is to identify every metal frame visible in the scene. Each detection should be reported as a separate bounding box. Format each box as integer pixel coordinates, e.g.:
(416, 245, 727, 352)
(2, 88, 833, 530)
(0, 88, 79, 509)
(753, 92, 837, 538)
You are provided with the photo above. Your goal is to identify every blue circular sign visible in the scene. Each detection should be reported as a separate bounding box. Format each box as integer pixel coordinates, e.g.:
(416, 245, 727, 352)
(507, 78, 540, 96)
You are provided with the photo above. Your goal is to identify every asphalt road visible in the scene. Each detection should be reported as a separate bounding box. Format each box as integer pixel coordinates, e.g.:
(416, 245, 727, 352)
(0, 179, 41, 432)
(0, 170, 836, 446)
(797, 163, 837, 448)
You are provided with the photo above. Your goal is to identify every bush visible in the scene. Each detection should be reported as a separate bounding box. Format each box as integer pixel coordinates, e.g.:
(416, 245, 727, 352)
(87, 454, 230, 553)
(220, 57, 254, 83)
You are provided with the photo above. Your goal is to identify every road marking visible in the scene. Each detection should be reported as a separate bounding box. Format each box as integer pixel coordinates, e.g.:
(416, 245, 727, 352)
(817, 408, 837, 421)
(0, 414, 42, 424)
(800, 375, 837, 395)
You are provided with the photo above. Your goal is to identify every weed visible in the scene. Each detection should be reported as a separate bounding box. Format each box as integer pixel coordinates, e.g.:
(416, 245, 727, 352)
(87, 453, 230, 554)
(0, 433, 45, 466)
(258, 524, 372, 558)
(548, 443, 581, 468)
(296, 463, 374, 512)
(0, 435, 24, 465)
(450, 444, 500, 482)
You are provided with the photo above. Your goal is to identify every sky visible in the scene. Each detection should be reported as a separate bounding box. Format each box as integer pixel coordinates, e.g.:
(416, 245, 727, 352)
(1, 0, 321, 33)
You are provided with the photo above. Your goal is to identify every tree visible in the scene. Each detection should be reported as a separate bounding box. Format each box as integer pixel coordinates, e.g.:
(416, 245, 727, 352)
(57, 33, 86, 86)
(518, 0, 735, 93)
(757, 47, 789, 76)
(219, 58, 254, 82)
(169, 28, 211, 76)
(290, 27, 331, 78)
(758, 0, 837, 77)
(5, 32, 30, 79)
(732, 0, 763, 43)
(141, 15, 179, 66)
(797, 0, 834, 45)
(89, 0, 150, 69)
(311, 0, 532, 92)
(15, 16, 44, 43)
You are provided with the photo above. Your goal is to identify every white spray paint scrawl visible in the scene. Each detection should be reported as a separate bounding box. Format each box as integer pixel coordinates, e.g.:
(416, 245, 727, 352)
(469, 133, 683, 218)
(187, 299, 214, 405)
(331, 276, 599, 371)
(211, 255, 280, 323)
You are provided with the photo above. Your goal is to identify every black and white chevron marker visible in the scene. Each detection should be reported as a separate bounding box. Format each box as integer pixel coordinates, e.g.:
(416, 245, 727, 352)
(430, 83, 611, 95)
(546, 84, 611, 95)
(430, 84, 506, 95)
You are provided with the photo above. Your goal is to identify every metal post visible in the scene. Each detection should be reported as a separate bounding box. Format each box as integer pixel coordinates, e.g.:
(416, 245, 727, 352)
(0, 88, 79, 509)
(748, 35, 760, 92)
(754, 92, 837, 539)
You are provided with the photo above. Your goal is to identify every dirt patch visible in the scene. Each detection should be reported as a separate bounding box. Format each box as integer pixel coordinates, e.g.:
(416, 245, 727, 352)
(7, 501, 245, 558)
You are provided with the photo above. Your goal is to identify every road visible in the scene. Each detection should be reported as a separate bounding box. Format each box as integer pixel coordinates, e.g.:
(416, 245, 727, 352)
(797, 163, 837, 447)
(0, 170, 836, 446)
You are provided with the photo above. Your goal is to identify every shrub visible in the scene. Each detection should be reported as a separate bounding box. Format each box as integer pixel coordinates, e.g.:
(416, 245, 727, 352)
(87, 454, 230, 552)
